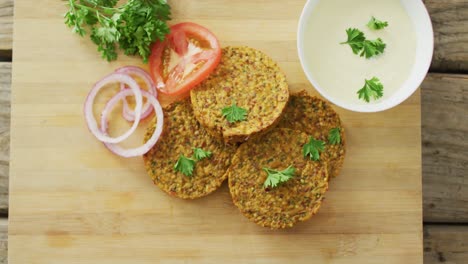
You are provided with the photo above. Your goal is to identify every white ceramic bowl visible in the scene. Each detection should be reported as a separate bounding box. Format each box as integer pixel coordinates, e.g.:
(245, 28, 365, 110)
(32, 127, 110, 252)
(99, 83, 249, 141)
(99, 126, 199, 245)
(297, 0, 434, 112)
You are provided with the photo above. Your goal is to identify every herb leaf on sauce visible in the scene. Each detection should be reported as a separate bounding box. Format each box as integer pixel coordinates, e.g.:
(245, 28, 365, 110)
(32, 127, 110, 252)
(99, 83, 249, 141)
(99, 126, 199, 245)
(360, 38, 386, 58)
(263, 166, 295, 188)
(340, 28, 366, 55)
(367, 16, 389, 30)
(222, 103, 248, 123)
(303, 137, 325, 161)
(174, 155, 196, 177)
(341, 28, 386, 59)
(328, 128, 341, 145)
(192, 147, 212, 161)
(357, 77, 384, 103)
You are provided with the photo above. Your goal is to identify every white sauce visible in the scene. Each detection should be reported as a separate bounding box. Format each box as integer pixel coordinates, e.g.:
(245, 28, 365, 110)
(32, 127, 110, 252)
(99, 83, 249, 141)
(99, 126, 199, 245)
(303, 0, 417, 105)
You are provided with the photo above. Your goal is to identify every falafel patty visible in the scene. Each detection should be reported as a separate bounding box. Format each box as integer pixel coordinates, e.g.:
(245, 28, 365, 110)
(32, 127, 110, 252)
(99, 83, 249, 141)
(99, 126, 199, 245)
(228, 128, 329, 229)
(277, 91, 346, 178)
(143, 99, 237, 199)
(190, 46, 289, 144)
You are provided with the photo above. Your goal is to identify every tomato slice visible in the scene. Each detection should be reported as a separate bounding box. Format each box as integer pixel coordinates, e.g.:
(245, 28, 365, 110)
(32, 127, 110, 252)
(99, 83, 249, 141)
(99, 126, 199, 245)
(149, 22, 221, 96)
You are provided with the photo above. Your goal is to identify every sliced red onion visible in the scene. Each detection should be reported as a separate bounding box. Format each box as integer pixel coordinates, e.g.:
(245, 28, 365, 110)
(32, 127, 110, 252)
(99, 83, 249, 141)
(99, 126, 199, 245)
(100, 90, 164, 158)
(84, 73, 142, 144)
(115, 66, 157, 121)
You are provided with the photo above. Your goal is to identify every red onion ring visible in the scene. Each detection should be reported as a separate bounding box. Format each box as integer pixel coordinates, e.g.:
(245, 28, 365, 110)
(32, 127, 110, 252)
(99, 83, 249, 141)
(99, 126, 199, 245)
(84, 73, 142, 144)
(100, 90, 164, 158)
(115, 66, 157, 122)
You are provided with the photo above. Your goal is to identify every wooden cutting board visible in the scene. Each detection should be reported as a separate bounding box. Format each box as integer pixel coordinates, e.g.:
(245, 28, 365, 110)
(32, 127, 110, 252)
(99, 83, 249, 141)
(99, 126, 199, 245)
(8, 0, 422, 263)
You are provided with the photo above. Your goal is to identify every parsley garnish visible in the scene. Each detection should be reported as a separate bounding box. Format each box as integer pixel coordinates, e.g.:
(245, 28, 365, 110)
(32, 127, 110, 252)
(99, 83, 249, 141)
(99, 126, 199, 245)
(192, 147, 212, 161)
(263, 166, 295, 188)
(357, 77, 384, 103)
(328, 128, 341, 145)
(221, 103, 248, 123)
(340, 28, 366, 55)
(360, 38, 386, 59)
(64, 0, 171, 62)
(367, 16, 389, 30)
(341, 28, 386, 59)
(174, 155, 196, 177)
(174, 147, 212, 177)
(303, 137, 325, 161)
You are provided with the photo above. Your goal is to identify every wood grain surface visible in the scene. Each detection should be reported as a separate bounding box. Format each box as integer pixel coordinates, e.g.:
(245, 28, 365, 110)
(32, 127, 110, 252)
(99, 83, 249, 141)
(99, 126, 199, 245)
(422, 74, 468, 223)
(424, 225, 468, 264)
(0, 0, 11, 50)
(425, 0, 468, 72)
(0, 219, 6, 264)
(8, 0, 423, 263)
(0, 62, 9, 216)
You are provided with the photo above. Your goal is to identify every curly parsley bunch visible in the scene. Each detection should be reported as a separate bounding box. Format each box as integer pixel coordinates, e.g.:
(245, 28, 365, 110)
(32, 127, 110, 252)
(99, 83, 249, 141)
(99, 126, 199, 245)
(65, 0, 171, 62)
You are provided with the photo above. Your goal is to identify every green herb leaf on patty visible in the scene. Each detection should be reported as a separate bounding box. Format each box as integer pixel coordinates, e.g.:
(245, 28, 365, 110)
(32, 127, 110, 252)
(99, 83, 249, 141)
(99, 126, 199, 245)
(340, 28, 366, 55)
(328, 128, 341, 145)
(174, 155, 196, 177)
(367, 16, 389, 30)
(192, 147, 212, 161)
(222, 103, 247, 123)
(174, 148, 212, 177)
(263, 166, 295, 188)
(303, 137, 325, 161)
(357, 77, 384, 102)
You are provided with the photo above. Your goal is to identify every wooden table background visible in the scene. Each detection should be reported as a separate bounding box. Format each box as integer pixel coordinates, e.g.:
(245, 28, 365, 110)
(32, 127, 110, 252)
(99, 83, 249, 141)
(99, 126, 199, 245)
(0, 0, 466, 263)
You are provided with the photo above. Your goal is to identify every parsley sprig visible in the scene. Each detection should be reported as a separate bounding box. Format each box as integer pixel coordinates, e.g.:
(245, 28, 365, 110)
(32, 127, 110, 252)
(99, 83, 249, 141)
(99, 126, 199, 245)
(341, 28, 366, 54)
(263, 166, 295, 188)
(64, 0, 171, 62)
(361, 38, 386, 58)
(341, 28, 386, 59)
(174, 147, 212, 177)
(367, 16, 389, 30)
(328, 128, 341, 145)
(303, 137, 325, 161)
(357, 77, 384, 103)
(174, 155, 196, 177)
(192, 147, 212, 161)
(222, 103, 248, 123)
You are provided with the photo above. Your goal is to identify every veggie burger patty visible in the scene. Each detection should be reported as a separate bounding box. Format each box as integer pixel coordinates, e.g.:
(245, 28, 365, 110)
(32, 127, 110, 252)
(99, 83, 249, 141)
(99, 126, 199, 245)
(143, 99, 237, 199)
(277, 91, 346, 178)
(228, 128, 329, 229)
(190, 46, 289, 144)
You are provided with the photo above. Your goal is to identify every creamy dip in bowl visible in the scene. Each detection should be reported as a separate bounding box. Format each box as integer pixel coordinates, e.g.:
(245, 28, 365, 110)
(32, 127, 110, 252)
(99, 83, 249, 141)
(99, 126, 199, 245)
(297, 0, 433, 112)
